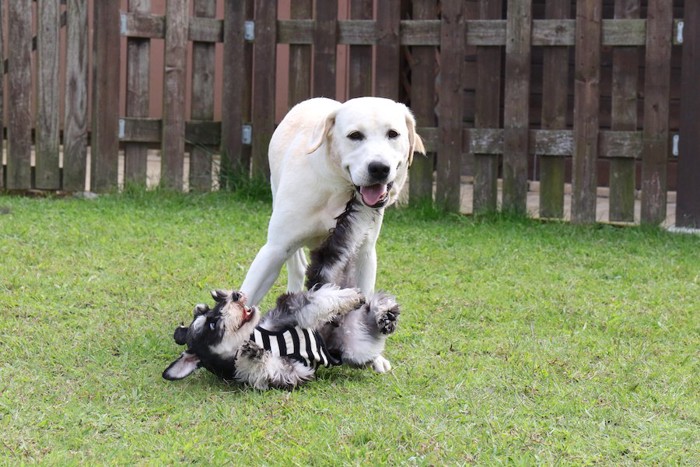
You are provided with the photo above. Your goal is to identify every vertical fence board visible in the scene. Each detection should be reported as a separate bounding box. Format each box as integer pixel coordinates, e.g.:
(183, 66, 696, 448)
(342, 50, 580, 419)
(539, 0, 570, 219)
(161, 0, 188, 191)
(375, 0, 401, 100)
(502, 0, 531, 214)
(473, 0, 503, 214)
(190, 0, 217, 191)
(571, 0, 601, 224)
(221, 0, 248, 185)
(435, 0, 465, 212)
(640, 0, 672, 225)
(124, 0, 151, 187)
(7, 0, 33, 190)
(409, 0, 436, 205)
(348, 0, 373, 99)
(63, 0, 88, 192)
(251, 0, 276, 178)
(288, 0, 312, 107)
(91, 0, 120, 192)
(609, 0, 640, 223)
(0, 0, 4, 189)
(677, 0, 700, 228)
(313, 0, 337, 98)
(35, 0, 60, 189)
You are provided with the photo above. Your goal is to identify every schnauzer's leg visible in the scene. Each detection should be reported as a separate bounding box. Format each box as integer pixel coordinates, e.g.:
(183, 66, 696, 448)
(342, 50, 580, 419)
(235, 341, 315, 390)
(297, 284, 365, 328)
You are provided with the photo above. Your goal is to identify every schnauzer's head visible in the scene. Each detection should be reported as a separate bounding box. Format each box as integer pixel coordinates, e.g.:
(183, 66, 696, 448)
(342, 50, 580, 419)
(162, 290, 259, 381)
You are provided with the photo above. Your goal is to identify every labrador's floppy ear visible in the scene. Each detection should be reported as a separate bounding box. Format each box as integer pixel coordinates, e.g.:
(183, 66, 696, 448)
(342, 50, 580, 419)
(163, 351, 201, 380)
(307, 110, 337, 154)
(404, 106, 426, 167)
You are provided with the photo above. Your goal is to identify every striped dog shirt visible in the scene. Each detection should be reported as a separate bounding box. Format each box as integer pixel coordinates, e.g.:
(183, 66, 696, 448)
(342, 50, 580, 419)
(250, 326, 338, 369)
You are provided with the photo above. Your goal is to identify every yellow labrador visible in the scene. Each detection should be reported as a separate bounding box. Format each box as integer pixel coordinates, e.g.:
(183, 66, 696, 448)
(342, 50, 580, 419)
(240, 97, 425, 306)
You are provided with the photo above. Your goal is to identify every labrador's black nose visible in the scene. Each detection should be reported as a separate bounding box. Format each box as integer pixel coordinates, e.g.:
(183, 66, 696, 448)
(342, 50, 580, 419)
(368, 161, 391, 181)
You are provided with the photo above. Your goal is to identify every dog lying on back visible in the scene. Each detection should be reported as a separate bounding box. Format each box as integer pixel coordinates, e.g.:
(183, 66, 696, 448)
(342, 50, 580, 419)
(163, 200, 400, 389)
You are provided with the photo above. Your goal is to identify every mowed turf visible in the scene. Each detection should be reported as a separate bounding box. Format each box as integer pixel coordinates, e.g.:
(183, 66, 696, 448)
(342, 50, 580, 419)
(0, 190, 698, 464)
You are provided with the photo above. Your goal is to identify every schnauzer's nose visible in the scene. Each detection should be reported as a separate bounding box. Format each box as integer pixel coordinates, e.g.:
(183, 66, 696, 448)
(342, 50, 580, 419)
(231, 292, 241, 301)
(368, 161, 390, 181)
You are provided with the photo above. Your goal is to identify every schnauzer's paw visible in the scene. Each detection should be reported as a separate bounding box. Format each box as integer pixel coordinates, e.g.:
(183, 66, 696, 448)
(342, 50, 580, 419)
(376, 307, 399, 335)
(239, 341, 265, 360)
(372, 355, 392, 373)
(335, 287, 366, 314)
(193, 303, 210, 315)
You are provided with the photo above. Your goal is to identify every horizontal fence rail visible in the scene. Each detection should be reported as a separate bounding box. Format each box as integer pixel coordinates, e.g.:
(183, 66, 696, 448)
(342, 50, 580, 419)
(0, 0, 698, 227)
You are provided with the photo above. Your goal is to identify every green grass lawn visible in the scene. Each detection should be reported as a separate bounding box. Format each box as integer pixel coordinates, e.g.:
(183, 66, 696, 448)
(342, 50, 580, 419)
(0, 190, 698, 464)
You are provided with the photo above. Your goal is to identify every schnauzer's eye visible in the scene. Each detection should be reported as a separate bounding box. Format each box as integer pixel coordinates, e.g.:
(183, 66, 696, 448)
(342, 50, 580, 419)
(208, 317, 219, 331)
(387, 129, 399, 139)
(347, 131, 364, 141)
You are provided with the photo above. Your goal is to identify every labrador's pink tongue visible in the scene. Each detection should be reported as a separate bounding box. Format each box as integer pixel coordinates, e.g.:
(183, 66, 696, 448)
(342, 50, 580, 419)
(360, 184, 387, 206)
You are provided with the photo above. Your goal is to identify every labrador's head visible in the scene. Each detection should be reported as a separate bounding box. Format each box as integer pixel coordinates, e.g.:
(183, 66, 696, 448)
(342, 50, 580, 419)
(308, 97, 426, 208)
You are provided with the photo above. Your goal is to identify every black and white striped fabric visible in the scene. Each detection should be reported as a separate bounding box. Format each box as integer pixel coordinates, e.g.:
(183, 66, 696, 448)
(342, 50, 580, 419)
(250, 326, 337, 369)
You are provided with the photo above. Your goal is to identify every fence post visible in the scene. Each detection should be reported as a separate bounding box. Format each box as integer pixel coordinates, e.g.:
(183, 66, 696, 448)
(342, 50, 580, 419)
(0, 0, 4, 190)
(124, 0, 151, 188)
(677, 0, 700, 228)
(609, 0, 640, 223)
(571, 0, 601, 224)
(289, 0, 313, 106)
(375, 0, 401, 100)
(251, 0, 276, 179)
(91, 0, 120, 192)
(503, 0, 532, 215)
(409, 0, 437, 206)
(161, 0, 188, 191)
(190, 0, 217, 191)
(435, 0, 465, 212)
(63, 0, 89, 192)
(473, 0, 503, 214)
(640, 0, 673, 225)
(313, 0, 337, 98)
(348, 0, 373, 99)
(539, 0, 570, 219)
(6, 0, 32, 190)
(35, 0, 61, 190)
(221, 0, 249, 186)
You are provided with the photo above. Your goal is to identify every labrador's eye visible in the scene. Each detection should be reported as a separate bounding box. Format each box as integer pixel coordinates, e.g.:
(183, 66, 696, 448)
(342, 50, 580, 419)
(348, 131, 365, 141)
(387, 129, 399, 139)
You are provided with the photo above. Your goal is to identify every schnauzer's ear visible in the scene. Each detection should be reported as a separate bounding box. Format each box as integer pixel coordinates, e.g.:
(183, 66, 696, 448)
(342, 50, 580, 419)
(211, 290, 229, 303)
(162, 351, 201, 380)
(173, 325, 189, 345)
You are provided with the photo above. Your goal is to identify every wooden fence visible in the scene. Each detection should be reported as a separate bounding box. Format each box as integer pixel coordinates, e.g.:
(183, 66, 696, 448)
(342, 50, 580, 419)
(1, 0, 699, 227)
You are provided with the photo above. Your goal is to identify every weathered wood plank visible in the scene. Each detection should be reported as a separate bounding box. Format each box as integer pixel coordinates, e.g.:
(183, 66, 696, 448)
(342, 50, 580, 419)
(288, 0, 312, 106)
(124, 0, 151, 187)
(473, 0, 503, 214)
(375, 0, 401, 100)
(348, 0, 373, 99)
(539, 0, 570, 219)
(7, 0, 33, 190)
(63, 0, 89, 192)
(571, 0, 601, 224)
(35, 0, 61, 189)
(121, 12, 222, 43)
(409, 0, 437, 206)
(120, 118, 220, 146)
(190, 0, 217, 191)
(251, 0, 276, 178)
(502, 0, 532, 214)
(609, 0, 640, 222)
(435, 0, 465, 211)
(313, 0, 337, 98)
(0, 0, 4, 189)
(676, 0, 700, 228)
(161, 0, 188, 191)
(220, 0, 248, 185)
(640, 0, 673, 225)
(91, 0, 121, 192)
